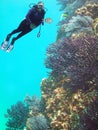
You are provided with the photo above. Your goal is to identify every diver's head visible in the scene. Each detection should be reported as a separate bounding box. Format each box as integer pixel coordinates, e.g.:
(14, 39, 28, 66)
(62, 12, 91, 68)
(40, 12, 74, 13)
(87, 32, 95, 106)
(37, 1, 44, 9)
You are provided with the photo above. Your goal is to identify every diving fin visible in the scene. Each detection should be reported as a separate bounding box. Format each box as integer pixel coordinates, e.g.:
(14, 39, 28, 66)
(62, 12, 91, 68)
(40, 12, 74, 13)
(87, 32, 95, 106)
(0, 40, 9, 50)
(0, 35, 11, 50)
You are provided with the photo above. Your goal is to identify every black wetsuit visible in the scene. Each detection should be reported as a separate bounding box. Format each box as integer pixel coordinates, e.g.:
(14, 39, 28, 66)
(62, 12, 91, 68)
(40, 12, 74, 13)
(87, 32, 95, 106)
(7, 5, 45, 45)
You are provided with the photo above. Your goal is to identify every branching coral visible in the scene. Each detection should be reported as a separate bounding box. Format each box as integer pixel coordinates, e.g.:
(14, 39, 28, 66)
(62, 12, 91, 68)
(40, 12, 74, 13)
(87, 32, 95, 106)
(75, 3, 98, 19)
(41, 77, 98, 129)
(93, 18, 98, 36)
(41, 84, 98, 130)
(45, 38, 75, 73)
(5, 101, 29, 130)
(80, 99, 98, 130)
(45, 35, 97, 89)
(41, 75, 71, 98)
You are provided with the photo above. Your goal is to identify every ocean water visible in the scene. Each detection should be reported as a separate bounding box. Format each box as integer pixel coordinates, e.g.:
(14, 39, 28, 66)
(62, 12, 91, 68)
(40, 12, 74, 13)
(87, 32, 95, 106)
(0, 0, 61, 129)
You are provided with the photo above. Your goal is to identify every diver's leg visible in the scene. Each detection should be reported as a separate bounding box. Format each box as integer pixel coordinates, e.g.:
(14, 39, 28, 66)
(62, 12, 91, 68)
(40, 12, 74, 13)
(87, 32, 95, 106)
(5, 29, 20, 42)
(6, 29, 32, 52)
(1, 26, 22, 50)
(6, 19, 27, 41)
(5, 28, 21, 42)
(10, 23, 37, 45)
(11, 29, 32, 45)
(1, 28, 22, 50)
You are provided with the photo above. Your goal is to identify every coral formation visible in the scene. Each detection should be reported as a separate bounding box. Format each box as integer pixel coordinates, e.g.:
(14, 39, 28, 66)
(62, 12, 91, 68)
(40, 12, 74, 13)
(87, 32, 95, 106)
(57, 14, 94, 39)
(24, 95, 50, 130)
(41, 79, 98, 130)
(45, 35, 97, 89)
(5, 101, 29, 130)
(57, 2, 98, 39)
(93, 18, 98, 36)
(75, 3, 98, 19)
(64, 15, 93, 37)
(41, 0, 98, 129)
(24, 95, 42, 115)
(26, 114, 50, 130)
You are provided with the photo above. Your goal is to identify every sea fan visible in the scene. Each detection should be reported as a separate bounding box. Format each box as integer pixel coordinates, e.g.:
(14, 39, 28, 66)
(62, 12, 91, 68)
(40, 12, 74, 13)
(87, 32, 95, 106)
(58, 15, 93, 39)
(24, 95, 42, 113)
(26, 115, 50, 130)
(5, 101, 29, 130)
(65, 15, 93, 32)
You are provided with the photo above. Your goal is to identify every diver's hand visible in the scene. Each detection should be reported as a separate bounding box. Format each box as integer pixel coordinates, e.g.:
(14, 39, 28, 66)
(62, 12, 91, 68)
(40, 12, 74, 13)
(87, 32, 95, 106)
(30, 24, 36, 29)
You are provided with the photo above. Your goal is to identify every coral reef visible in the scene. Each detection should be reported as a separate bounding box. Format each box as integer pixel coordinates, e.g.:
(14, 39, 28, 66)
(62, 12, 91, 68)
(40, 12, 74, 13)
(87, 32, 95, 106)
(64, 15, 93, 37)
(24, 95, 50, 130)
(5, 101, 29, 130)
(57, 14, 94, 39)
(93, 18, 98, 36)
(41, 78, 98, 130)
(57, 2, 98, 39)
(26, 114, 50, 130)
(75, 3, 98, 19)
(24, 95, 42, 115)
(45, 35, 97, 90)
(41, 0, 98, 129)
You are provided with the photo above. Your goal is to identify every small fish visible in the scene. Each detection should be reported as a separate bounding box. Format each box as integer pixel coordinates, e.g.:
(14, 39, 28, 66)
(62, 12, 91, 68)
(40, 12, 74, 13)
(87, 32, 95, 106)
(60, 13, 68, 20)
(45, 18, 52, 23)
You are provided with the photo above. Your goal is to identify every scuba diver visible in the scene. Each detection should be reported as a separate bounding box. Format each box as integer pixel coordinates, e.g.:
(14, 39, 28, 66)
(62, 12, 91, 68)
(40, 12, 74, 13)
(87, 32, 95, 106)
(0, 1, 47, 52)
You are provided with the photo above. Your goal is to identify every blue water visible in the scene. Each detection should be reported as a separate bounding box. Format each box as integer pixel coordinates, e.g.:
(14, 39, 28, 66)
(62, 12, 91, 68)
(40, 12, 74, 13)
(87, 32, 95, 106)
(0, 0, 61, 129)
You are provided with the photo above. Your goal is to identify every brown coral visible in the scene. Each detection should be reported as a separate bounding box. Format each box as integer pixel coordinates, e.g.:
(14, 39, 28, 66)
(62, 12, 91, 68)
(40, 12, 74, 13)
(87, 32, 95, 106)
(41, 77, 97, 130)
(75, 3, 98, 19)
(92, 18, 98, 36)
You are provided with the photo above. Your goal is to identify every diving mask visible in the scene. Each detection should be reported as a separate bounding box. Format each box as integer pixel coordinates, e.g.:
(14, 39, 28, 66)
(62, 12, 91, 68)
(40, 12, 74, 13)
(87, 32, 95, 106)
(38, 2, 44, 9)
